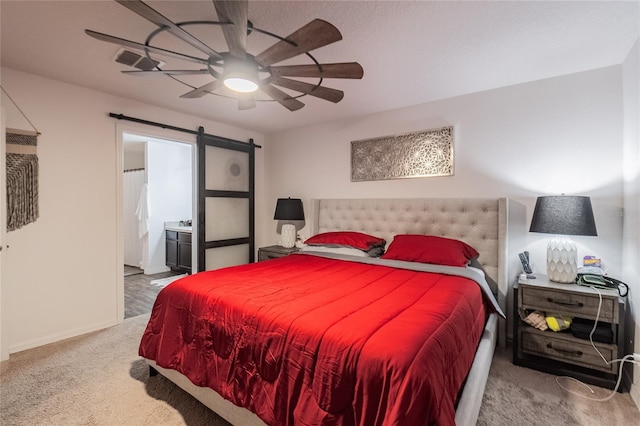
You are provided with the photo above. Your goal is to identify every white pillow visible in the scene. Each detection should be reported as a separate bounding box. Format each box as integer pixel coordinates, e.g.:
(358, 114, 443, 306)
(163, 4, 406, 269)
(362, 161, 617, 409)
(299, 245, 368, 257)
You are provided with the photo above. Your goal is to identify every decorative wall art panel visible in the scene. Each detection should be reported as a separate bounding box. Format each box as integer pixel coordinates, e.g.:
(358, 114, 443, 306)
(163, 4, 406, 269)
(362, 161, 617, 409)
(351, 126, 454, 182)
(6, 129, 39, 231)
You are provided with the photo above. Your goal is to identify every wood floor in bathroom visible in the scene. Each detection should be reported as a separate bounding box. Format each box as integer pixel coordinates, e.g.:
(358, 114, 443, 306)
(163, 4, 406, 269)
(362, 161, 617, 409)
(124, 267, 182, 319)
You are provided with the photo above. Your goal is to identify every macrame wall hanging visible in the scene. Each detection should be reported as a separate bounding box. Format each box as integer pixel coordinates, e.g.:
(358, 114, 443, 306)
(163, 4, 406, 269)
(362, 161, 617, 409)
(2, 85, 41, 232)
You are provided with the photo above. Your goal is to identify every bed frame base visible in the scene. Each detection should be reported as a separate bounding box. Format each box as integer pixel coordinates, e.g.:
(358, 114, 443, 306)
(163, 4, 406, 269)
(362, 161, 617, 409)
(454, 313, 497, 426)
(145, 359, 266, 426)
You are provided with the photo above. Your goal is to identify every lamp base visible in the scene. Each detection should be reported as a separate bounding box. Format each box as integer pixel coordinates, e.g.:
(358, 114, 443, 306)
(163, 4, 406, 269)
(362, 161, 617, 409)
(546, 236, 578, 283)
(281, 224, 296, 248)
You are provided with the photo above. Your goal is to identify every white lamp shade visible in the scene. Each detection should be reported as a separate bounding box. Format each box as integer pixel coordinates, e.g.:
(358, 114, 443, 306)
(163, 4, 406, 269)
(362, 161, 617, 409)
(546, 236, 578, 283)
(281, 224, 297, 248)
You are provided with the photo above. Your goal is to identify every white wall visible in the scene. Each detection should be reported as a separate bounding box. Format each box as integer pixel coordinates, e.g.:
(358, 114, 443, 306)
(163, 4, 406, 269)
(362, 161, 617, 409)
(0, 67, 265, 354)
(622, 38, 640, 407)
(146, 140, 192, 274)
(265, 66, 624, 279)
(123, 169, 145, 268)
(123, 144, 144, 170)
(0, 107, 7, 360)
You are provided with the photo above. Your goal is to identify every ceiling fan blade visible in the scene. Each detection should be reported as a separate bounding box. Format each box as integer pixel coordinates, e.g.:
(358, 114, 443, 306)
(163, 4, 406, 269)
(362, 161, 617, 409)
(270, 76, 344, 103)
(122, 69, 209, 76)
(180, 80, 223, 98)
(238, 95, 255, 110)
(270, 62, 364, 79)
(255, 19, 342, 66)
(213, 0, 248, 59)
(85, 29, 211, 66)
(260, 84, 305, 111)
(116, 0, 222, 60)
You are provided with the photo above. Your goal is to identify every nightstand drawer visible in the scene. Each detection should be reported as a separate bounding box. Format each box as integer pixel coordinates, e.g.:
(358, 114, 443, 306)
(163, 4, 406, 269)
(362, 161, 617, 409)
(520, 328, 616, 374)
(520, 286, 618, 323)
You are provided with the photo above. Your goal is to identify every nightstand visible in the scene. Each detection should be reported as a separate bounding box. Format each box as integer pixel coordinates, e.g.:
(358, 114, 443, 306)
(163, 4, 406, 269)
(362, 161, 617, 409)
(513, 274, 629, 391)
(257, 245, 300, 262)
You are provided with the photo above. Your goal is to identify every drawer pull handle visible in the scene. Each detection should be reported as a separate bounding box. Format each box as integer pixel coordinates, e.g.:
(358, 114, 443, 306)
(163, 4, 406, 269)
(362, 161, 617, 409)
(547, 298, 583, 308)
(547, 343, 583, 357)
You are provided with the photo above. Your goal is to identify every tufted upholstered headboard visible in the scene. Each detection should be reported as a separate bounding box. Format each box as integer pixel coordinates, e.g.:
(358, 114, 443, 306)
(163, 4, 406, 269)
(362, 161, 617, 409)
(309, 198, 515, 346)
(310, 198, 506, 282)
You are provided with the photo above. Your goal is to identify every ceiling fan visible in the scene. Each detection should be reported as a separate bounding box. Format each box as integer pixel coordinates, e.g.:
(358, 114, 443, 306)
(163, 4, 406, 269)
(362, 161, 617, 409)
(85, 0, 364, 111)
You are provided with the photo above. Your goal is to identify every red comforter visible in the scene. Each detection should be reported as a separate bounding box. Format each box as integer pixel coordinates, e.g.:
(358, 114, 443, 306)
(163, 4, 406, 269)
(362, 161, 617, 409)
(139, 254, 488, 426)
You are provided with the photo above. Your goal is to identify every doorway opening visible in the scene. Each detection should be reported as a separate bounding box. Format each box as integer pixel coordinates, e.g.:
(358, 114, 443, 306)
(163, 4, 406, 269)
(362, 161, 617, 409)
(122, 132, 194, 319)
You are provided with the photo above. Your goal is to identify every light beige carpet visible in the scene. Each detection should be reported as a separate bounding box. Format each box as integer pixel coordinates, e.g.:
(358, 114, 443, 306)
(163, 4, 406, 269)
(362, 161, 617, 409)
(1, 314, 639, 425)
(479, 347, 639, 425)
(0, 315, 227, 426)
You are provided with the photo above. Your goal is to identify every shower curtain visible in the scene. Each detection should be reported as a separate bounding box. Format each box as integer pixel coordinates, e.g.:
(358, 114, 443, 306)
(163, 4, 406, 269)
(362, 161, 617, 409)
(123, 169, 145, 268)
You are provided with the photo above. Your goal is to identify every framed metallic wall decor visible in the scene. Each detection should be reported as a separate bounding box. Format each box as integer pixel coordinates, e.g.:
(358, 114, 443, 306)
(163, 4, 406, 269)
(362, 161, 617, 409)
(350, 126, 453, 182)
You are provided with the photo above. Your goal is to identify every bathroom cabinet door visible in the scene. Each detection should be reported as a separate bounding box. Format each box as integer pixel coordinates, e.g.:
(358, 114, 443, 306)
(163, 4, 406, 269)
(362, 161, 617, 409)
(165, 231, 178, 269)
(178, 232, 192, 271)
(166, 230, 191, 273)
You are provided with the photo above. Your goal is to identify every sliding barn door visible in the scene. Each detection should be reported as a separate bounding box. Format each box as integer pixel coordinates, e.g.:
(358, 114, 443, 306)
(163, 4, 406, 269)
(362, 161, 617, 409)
(197, 128, 255, 271)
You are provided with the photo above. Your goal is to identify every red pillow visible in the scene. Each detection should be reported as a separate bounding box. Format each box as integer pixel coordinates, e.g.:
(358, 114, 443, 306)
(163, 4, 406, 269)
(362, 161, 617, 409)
(304, 231, 385, 251)
(381, 234, 479, 267)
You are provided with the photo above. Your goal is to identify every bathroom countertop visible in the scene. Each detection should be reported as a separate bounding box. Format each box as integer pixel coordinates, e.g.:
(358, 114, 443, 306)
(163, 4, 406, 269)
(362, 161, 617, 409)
(165, 221, 192, 233)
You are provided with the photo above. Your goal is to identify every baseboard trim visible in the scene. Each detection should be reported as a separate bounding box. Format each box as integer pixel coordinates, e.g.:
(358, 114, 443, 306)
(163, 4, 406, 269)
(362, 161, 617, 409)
(8, 318, 118, 354)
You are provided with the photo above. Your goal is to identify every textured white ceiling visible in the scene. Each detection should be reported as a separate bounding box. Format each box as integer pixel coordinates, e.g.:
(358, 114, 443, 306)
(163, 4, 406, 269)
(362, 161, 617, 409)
(1, 1, 638, 134)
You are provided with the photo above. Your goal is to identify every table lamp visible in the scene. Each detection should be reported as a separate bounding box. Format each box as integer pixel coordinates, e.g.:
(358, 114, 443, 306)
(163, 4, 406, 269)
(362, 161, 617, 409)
(274, 198, 304, 248)
(529, 195, 597, 283)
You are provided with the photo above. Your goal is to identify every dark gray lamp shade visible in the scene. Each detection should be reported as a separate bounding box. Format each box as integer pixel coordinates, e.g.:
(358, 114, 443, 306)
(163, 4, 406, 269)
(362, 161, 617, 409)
(529, 196, 597, 236)
(274, 198, 305, 221)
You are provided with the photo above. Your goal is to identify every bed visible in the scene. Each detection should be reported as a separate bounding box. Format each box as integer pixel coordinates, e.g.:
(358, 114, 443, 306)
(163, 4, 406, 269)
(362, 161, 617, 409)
(140, 198, 521, 426)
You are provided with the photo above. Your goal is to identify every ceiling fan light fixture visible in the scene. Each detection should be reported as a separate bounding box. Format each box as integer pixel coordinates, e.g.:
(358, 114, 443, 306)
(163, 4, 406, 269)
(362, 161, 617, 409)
(224, 77, 258, 93)
(223, 58, 259, 93)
